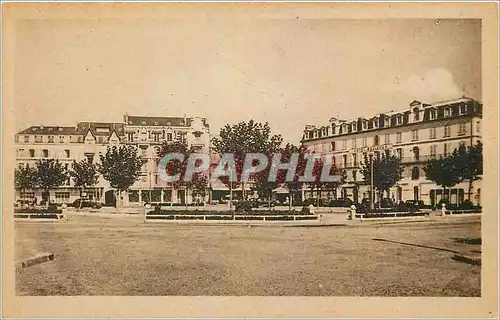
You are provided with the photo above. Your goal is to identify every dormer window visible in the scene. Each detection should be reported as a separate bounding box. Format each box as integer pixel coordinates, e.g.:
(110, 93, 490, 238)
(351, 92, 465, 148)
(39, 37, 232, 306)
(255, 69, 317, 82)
(430, 109, 437, 120)
(362, 120, 367, 130)
(142, 121, 147, 125)
(154, 121, 159, 125)
(331, 124, 336, 134)
(352, 123, 357, 132)
(373, 118, 379, 128)
(444, 107, 451, 117)
(384, 117, 390, 127)
(459, 104, 467, 115)
(396, 115, 403, 125)
(413, 108, 420, 121)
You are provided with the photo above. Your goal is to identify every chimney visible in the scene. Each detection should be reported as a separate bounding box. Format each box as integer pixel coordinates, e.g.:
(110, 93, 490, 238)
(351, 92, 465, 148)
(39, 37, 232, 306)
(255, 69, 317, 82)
(123, 113, 129, 124)
(183, 113, 187, 126)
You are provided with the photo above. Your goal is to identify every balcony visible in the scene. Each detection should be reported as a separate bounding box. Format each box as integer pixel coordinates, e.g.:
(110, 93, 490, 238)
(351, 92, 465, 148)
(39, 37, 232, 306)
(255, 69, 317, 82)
(400, 154, 444, 164)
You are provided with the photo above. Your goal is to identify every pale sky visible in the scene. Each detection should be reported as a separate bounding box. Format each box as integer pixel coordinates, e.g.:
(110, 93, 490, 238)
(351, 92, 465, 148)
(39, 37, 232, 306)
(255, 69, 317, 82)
(15, 18, 481, 143)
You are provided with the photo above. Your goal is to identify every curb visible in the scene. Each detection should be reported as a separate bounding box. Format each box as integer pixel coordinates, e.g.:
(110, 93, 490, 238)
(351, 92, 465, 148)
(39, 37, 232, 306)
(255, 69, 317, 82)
(15, 252, 55, 269)
(452, 254, 482, 266)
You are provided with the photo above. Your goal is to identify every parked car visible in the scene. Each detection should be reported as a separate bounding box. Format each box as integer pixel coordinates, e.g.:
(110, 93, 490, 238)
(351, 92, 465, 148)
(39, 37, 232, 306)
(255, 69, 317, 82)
(380, 198, 395, 208)
(71, 199, 102, 209)
(328, 198, 354, 207)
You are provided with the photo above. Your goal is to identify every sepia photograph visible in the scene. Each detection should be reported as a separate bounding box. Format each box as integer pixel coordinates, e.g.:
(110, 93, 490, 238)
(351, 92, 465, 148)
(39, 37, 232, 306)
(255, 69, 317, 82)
(2, 2, 498, 319)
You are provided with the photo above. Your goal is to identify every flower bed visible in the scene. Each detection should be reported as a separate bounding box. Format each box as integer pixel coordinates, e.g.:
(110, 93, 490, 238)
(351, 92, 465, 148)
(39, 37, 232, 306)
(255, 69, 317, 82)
(146, 209, 310, 216)
(356, 211, 427, 219)
(14, 208, 63, 214)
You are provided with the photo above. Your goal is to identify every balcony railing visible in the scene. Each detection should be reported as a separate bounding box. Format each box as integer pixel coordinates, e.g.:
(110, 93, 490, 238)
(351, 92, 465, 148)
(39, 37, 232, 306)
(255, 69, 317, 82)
(400, 154, 445, 163)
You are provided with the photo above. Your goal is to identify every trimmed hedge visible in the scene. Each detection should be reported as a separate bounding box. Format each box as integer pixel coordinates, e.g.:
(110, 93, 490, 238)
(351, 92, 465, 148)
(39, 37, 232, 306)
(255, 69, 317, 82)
(14, 208, 63, 214)
(145, 215, 174, 220)
(175, 215, 204, 220)
(358, 212, 426, 219)
(146, 209, 309, 216)
(294, 216, 318, 221)
(206, 216, 234, 220)
(235, 216, 264, 221)
(265, 216, 295, 221)
(15, 214, 62, 219)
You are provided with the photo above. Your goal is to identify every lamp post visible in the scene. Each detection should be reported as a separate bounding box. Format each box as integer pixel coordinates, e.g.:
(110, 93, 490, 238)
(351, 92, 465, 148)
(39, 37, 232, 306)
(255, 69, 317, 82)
(229, 168, 233, 211)
(370, 153, 375, 210)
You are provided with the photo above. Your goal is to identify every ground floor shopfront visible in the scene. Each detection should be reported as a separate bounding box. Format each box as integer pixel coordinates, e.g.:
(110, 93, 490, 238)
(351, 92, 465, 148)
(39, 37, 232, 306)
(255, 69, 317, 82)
(306, 178, 482, 206)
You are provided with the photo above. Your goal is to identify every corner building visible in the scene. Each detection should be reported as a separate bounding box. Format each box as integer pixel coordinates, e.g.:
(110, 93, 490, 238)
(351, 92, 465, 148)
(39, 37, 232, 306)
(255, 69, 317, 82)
(301, 97, 483, 206)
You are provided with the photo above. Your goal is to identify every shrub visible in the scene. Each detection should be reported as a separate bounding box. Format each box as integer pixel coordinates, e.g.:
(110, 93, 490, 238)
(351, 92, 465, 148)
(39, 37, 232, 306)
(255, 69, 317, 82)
(459, 200, 474, 210)
(265, 215, 295, 221)
(14, 208, 63, 214)
(205, 215, 233, 220)
(295, 216, 318, 221)
(235, 201, 253, 213)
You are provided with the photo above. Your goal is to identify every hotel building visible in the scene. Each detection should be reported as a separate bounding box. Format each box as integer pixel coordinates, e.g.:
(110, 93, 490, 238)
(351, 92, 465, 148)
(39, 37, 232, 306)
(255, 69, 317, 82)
(301, 97, 483, 206)
(15, 115, 211, 206)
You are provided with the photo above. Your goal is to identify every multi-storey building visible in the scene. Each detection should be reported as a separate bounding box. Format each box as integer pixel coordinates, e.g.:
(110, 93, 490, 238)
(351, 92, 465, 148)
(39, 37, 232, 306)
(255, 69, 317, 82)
(121, 114, 210, 205)
(14, 115, 211, 206)
(15, 122, 124, 204)
(301, 97, 483, 206)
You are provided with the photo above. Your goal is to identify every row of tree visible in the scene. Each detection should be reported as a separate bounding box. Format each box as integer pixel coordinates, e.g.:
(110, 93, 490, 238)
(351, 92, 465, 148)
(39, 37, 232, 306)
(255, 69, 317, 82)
(15, 146, 142, 208)
(15, 118, 483, 209)
(357, 141, 483, 204)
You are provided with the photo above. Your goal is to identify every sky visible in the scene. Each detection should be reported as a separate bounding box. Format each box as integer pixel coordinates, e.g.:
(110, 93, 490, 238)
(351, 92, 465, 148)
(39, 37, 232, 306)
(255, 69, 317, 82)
(15, 18, 481, 143)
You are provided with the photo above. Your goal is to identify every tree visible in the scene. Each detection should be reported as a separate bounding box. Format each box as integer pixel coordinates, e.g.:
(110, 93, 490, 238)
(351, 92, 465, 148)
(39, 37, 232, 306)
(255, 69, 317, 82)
(98, 145, 142, 208)
(279, 144, 310, 209)
(15, 165, 38, 192)
(211, 120, 283, 200)
(423, 155, 461, 202)
(308, 154, 346, 208)
(360, 150, 403, 205)
(70, 159, 100, 210)
(36, 159, 68, 203)
(454, 141, 483, 201)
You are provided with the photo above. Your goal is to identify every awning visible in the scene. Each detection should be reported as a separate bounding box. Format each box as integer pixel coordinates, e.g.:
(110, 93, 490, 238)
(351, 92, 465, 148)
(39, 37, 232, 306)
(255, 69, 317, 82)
(272, 186, 290, 194)
(340, 183, 358, 188)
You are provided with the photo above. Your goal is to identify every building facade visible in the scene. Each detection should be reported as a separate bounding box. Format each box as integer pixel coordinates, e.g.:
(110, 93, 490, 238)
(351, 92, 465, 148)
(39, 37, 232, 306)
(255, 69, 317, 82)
(14, 115, 211, 206)
(301, 97, 483, 206)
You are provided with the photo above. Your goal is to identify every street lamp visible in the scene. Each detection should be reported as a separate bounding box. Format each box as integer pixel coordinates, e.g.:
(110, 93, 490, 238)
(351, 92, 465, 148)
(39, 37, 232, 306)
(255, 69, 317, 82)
(370, 153, 375, 210)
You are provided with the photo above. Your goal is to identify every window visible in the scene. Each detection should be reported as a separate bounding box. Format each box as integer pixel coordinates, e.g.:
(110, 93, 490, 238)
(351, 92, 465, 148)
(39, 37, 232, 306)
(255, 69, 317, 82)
(55, 192, 70, 203)
(352, 153, 357, 166)
(153, 133, 160, 142)
(127, 132, 134, 142)
(352, 170, 358, 182)
(351, 139, 357, 148)
(411, 166, 420, 180)
(42, 149, 49, 157)
(430, 145, 437, 158)
(29, 149, 35, 157)
(396, 132, 402, 143)
(330, 141, 336, 151)
(444, 107, 451, 117)
(48, 136, 54, 143)
(167, 133, 173, 141)
(384, 134, 390, 144)
(24, 135, 30, 143)
(65, 149, 70, 158)
(20, 192, 35, 199)
(342, 155, 348, 168)
(413, 146, 420, 161)
(331, 124, 336, 134)
(59, 136, 65, 143)
(476, 121, 481, 133)
(396, 115, 403, 125)
(373, 135, 379, 146)
(429, 128, 436, 139)
(362, 121, 367, 130)
(395, 148, 403, 159)
(85, 153, 94, 163)
(342, 141, 347, 150)
(459, 104, 467, 115)
(384, 118, 390, 127)
(413, 109, 420, 121)
(444, 142, 452, 156)
(430, 109, 437, 120)
(17, 149, 25, 157)
(35, 135, 43, 143)
(444, 125, 451, 137)
(411, 130, 419, 141)
(362, 137, 367, 147)
(458, 123, 467, 135)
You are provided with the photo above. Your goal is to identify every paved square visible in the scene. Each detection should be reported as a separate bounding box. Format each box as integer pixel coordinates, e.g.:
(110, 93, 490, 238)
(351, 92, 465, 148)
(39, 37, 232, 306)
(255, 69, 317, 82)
(15, 215, 481, 296)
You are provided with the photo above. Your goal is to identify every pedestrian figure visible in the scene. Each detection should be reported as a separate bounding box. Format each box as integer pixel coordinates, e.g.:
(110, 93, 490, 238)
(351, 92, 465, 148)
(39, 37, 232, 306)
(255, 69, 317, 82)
(441, 203, 447, 217)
